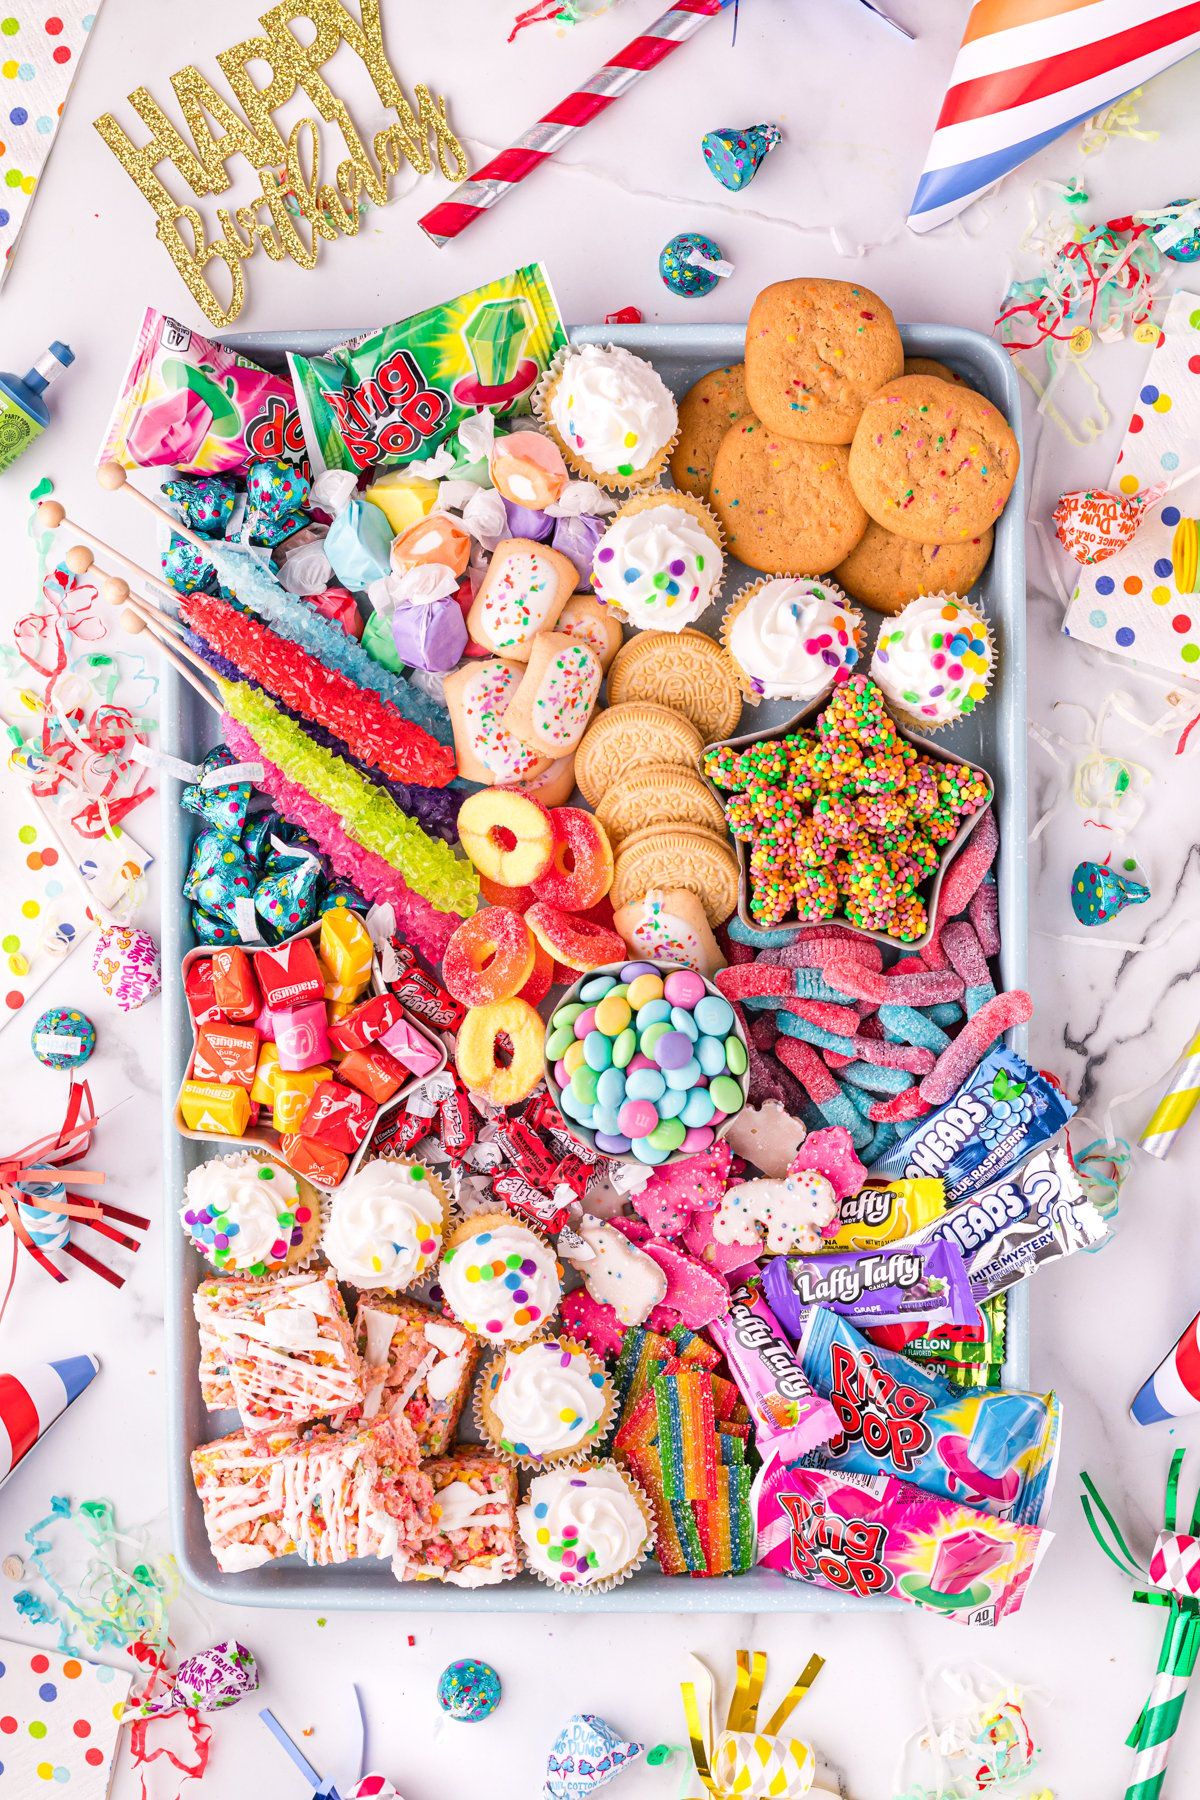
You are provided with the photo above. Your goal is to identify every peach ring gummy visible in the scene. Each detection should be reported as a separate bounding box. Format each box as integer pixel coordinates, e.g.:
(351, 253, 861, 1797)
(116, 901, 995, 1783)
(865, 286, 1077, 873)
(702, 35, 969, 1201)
(526, 901, 627, 973)
(455, 996, 546, 1106)
(443, 907, 535, 1007)
(458, 789, 554, 887)
(530, 808, 615, 912)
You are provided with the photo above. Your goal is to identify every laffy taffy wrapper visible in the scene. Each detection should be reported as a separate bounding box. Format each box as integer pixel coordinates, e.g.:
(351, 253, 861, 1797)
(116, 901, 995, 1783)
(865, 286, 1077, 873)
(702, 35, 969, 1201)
(288, 263, 567, 475)
(708, 1279, 840, 1466)
(100, 307, 306, 476)
(763, 1236, 978, 1331)
(798, 1307, 1059, 1525)
(754, 1458, 1051, 1624)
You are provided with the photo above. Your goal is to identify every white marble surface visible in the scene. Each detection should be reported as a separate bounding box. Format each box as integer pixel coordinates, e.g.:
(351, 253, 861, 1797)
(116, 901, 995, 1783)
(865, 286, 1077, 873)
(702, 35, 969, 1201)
(3, 1, 1200, 1794)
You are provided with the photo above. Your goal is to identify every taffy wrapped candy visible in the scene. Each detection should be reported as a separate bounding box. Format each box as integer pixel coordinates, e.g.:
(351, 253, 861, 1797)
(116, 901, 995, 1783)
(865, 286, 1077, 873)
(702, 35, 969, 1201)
(301, 586, 363, 639)
(680, 1650, 822, 1800)
(317, 468, 394, 588)
(1054, 488, 1150, 563)
(93, 924, 161, 1011)
(140, 1641, 259, 1715)
(387, 566, 469, 673)
(543, 1714, 643, 1800)
(756, 1460, 1050, 1622)
(1071, 858, 1150, 925)
(99, 306, 305, 476)
(162, 474, 236, 537)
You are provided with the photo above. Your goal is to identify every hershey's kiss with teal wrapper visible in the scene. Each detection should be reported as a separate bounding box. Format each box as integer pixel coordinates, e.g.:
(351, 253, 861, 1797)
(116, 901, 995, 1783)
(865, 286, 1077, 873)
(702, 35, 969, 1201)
(0, 341, 73, 474)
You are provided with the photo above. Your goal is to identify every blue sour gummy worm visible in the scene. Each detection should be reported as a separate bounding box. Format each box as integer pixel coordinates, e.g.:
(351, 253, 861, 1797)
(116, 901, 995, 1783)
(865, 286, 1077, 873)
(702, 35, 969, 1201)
(0, 341, 74, 473)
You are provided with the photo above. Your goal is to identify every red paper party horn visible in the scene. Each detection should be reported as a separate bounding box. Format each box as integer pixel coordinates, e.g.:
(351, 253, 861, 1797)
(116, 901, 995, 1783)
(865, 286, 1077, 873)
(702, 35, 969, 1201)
(420, 0, 736, 247)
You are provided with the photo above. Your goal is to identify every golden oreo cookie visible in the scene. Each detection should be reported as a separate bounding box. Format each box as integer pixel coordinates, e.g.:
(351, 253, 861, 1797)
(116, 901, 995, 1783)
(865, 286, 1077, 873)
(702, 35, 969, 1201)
(595, 762, 728, 848)
(574, 703, 702, 808)
(606, 629, 742, 743)
(611, 825, 740, 927)
(848, 375, 1020, 544)
(745, 278, 903, 444)
(710, 420, 868, 575)
(669, 364, 753, 500)
(833, 519, 994, 615)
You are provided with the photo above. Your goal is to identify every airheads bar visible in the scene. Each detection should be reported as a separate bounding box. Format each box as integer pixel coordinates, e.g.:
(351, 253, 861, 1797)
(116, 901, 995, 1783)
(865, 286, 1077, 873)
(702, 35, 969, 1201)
(868, 1047, 1075, 1204)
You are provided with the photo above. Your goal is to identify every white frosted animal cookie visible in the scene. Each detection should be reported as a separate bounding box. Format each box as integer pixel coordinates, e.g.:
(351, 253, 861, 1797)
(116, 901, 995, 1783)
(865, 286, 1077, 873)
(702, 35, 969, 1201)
(721, 1101, 808, 1178)
(557, 1214, 667, 1327)
(712, 1169, 839, 1255)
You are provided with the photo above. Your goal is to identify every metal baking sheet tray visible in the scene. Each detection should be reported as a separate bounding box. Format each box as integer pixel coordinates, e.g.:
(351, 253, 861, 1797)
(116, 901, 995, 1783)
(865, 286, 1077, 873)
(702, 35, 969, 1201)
(162, 320, 1028, 1611)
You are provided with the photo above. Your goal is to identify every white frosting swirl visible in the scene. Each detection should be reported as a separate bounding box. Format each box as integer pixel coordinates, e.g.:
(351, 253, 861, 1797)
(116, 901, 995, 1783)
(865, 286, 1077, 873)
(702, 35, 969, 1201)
(592, 503, 723, 630)
(517, 1464, 650, 1586)
(439, 1222, 561, 1343)
(727, 579, 861, 701)
(489, 1340, 609, 1459)
(869, 593, 994, 725)
(321, 1160, 444, 1290)
(549, 345, 677, 478)
(181, 1155, 299, 1272)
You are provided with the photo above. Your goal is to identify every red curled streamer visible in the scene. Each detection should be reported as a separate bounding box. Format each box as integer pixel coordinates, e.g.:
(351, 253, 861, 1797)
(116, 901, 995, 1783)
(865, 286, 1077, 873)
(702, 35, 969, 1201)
(180, 590, 456, 789)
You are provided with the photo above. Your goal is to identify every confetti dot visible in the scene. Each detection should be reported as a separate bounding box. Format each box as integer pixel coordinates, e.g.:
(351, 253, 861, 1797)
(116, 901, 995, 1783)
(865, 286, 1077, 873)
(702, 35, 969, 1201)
(1183, 643, 1199, 664)
(34, 114, 50, 132)
(30, 1658, 48, 1675)
(0, 1717, 15, 1733)
(0, 18, 15, 33)
(1153, 585, 1171, 605)
(44, 880, 63, 898)
(21, 901, 39, 919)
(36, 1763, 52, 1780)
(72, 1720, 89, 1736)
(18, 62, 34, 79)
(1, 934, 17, 952)
(17, 825, 35, 844)
(38, 1684, 55, 1703)
(53, 1769, 69, 1784)
(1115, 626, 1135, 647)
(4, 993, 21, 1011)
(51, 44, 67, 62)
(25, 851, 42, 870)
(41, 847, 57, 865)
(85, 1747, 104, 1766)
(4, 167, 20, 185)
(1163, 506, 1182, 527)
(1089, 609, 1108, 629)
(1124, 576, 1142, 594)
(1155, 394, 1173, 413)
(1191, 354, 1200, 373)
(1128, 416, 1144, 435)
(1095, 576, 1115, 596)
(1, 59, 14, 75)
(29, 1720, 46, 1738)
(1118, 473, 1140, 493)
(1155, 558, 1174, 578)
(1173, 615, 1192, 634)
(44, 17, 62, 33)
(1162, 451, 1180, 471)
(7, 104, 22, 122)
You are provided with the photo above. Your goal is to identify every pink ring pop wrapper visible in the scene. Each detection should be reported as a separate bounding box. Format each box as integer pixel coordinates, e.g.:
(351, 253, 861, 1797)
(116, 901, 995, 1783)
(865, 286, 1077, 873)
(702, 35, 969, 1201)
(870, 1046, 1076, 1202)
(754, 1459, 1052, 1623)
(918, 989, 1033, 1107)
(708, 1278, 840, 1463)
(763, 1235, 978, 1331)
(796, 1305, 1059, 1524)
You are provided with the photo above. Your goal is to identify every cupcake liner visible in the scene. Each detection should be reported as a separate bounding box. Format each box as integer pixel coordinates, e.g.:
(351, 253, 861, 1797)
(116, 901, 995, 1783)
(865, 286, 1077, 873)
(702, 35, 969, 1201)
(474, 1336, 616, 1472)
(440, 1210, 562, 1346)
(518, 1459, 657, 1595)
(322, 1156, 450, 1294)
(591, 488, 727, 631)
(534, 344, 680, 496)
(719, 574, 865, 707)
(869, 592, 995, 734)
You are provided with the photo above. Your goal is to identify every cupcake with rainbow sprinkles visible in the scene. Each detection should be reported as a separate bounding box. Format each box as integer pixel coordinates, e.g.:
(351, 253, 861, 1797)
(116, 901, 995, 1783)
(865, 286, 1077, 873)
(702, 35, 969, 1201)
(869, 592, 993, 730)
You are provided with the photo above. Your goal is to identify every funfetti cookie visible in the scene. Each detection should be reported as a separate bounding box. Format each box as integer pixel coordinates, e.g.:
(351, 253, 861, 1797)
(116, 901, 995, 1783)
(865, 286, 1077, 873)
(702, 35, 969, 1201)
(833, 519, 994, 616)
(444, 658, 552, 787)
(669, 363, 753, 500)
(612, 886, 727, 979)
(847, 375, 1020, 544)
(904, 356, 972, 388)
(710, 420, 868, 575)
(745, 278, 904, 444)
(502, 631, 603, 758)
(466, 538, 577, 660)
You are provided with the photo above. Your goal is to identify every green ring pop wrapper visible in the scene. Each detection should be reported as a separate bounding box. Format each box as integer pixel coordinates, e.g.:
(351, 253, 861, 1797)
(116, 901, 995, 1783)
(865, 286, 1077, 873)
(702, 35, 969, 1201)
(796, 1306, 1060, 1525)
(288, 263, 567, 475)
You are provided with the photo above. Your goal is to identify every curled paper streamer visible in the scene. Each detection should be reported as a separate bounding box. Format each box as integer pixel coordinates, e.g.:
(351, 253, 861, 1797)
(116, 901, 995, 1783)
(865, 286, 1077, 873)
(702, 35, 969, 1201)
(681, 1649, 823, 1799)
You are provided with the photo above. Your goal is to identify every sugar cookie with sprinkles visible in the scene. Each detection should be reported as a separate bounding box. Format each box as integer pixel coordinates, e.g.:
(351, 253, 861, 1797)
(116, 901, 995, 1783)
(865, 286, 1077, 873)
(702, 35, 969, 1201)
(669, 363, 753, 500)
(848, 375, 1020, 544)
(746, 277, 904, 443)
(438, 1214, 563, 1345)
(834, 518, 994, 615)
(710, 419, 868, 575)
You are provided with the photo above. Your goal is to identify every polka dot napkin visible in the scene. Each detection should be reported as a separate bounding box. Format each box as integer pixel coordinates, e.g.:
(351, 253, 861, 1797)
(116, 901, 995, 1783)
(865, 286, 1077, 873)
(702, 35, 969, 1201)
(1063, 288, 1200, 680)
(0, 1636, 130, 1793)
(0, 4, 103, 285)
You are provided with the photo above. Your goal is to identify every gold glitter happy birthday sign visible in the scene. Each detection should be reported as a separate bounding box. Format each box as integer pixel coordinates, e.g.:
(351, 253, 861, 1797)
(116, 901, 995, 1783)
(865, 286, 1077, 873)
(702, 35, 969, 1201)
(94, 1, 468, 328)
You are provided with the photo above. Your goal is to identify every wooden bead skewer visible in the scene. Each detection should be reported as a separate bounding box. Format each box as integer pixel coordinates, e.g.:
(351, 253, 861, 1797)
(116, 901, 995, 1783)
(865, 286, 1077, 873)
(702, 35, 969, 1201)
(106, 579, 223, 716)
(96, 461, 214, 563)
(63, 545, 184, 640)
(39, 498, 179, 604)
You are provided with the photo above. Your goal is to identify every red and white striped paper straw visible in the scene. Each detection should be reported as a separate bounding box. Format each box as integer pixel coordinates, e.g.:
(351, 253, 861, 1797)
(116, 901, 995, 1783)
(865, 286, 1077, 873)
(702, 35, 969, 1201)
(419, 0, 735, 248)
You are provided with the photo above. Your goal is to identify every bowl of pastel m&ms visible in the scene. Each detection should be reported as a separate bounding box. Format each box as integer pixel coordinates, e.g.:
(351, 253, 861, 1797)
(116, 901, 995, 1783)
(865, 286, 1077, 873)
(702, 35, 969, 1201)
(544, 960, 749, 1165)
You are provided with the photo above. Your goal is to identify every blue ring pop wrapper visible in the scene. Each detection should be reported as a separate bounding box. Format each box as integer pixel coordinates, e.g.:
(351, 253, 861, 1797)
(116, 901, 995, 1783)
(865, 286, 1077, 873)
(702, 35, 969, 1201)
(795, 1307, 1060, 1525)
(867, 1047, 1075, 1204)
(706, 1277, 840, 1464)
(764, 1236, 978, 1333)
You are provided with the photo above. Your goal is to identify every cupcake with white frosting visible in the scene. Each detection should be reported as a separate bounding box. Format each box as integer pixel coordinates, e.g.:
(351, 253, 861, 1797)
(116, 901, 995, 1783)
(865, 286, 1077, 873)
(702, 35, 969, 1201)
(180, 1152, 321, 1276)
(538, 344, 678, 492)
(478, 1337, 614, 1468)
(517, 1460, 655, 1591)
(438, 1214, 562, 1345)
(869, 592, 994, 729)
(720, 576, 863, 705)
(321, 1157, 447, 1291)
(591, 491, 724, 632)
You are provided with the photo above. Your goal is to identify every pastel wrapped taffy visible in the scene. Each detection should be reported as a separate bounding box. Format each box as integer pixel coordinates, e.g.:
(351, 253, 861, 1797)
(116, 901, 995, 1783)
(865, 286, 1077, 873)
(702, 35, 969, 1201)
(708, 1278, 839, 1463)
(764, 1234, 978, 1331)
(797, 1307, 1059, 1524)
(755, 1458, 1051, 1623)
(869, 1047, 1075, 1201)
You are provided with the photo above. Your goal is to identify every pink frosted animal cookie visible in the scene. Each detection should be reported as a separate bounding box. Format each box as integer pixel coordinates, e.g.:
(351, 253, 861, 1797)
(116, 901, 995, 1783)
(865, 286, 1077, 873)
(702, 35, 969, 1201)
(556, 1215, 667, 1327)
(631, 1143, 732, 1237)
(787, 1125, 869, 1202)
(609, 1219, 730, 1330)
(712, 1169, 840, 1255)
(560, 1284, 626, 1360)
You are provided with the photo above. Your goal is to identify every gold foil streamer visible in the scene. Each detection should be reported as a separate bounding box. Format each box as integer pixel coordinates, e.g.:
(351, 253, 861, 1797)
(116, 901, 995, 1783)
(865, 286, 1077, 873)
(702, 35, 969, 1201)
(682, 1650, 825, 1798)
(94, 1, 468, 327)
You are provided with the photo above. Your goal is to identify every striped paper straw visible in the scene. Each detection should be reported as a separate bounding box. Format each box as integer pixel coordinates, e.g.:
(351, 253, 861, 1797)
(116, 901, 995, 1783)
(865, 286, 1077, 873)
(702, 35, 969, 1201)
(420, 0, 735, 247)
(1125, 1605, 1200, 1800)
(1140, 1023, 1200, 1160)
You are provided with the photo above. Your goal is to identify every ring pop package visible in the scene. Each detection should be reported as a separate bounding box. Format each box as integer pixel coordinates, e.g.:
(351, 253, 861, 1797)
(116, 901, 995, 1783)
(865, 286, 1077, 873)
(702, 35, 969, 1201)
(707, 1278, 840, 1464)
(99, 308, 306, 476)
(796, 1307, 1060, 1524)
(288, 263, 567, 475)
(868, 1047, 1076, 1204)
(754, 1460, 1052, 1625)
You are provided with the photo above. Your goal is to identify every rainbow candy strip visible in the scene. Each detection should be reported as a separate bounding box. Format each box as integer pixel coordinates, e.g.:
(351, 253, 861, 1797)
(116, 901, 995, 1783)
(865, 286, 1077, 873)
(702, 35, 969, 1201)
(909, 0, 1200, 234)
